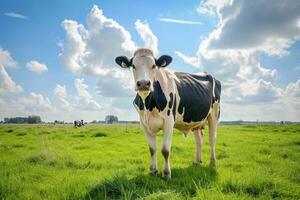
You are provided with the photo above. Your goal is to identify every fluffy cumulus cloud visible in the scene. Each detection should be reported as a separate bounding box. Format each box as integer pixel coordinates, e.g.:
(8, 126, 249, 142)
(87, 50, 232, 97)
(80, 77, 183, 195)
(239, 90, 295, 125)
(286, 79, 300, 98)
(135, 20, 159, 56)
(59, 5, 136, 76)
(176, 0, 300, 103)
(26, 60, 48, 73)
(176, 0, 300, 120)
(17, 92, 53, 111)
(57, 4, 161, 121)
(174, 51, 201, 68)
(74, 78, 101, 110)
(0, 48, 23, 96)
(59, 5, 159, 98)
(203, 0, 300, 56)
(53, 84, 72, 110)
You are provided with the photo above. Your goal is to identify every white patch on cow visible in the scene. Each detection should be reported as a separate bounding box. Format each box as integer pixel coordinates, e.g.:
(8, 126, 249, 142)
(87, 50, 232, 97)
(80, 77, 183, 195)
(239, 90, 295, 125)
(164, 68, 180, 83)
(121, 62, 127, 68)
(132, 49, 156, 92)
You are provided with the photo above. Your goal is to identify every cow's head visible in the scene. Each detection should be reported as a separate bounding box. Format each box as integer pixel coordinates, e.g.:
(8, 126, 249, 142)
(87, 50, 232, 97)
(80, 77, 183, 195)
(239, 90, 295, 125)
(115, 48, 172, 97)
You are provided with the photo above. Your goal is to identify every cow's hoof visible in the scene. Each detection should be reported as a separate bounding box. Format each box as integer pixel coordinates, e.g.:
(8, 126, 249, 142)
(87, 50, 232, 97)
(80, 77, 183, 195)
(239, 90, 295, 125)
(149, 166, 158, 176)
(162, 169, 171, 181)
(162, 174, 171, 181)
(194, 160, 202, 166)
(149, 170, 158, 176)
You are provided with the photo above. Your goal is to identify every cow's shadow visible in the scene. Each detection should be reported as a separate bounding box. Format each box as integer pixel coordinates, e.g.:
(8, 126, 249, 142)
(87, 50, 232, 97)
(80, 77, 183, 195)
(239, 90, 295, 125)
(85, 164, 218, 199)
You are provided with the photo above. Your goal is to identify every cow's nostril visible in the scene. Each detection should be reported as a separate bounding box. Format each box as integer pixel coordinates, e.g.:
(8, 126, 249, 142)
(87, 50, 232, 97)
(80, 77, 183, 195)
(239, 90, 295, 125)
(137, 81, 141, 87)
(146, 81, 150, 86)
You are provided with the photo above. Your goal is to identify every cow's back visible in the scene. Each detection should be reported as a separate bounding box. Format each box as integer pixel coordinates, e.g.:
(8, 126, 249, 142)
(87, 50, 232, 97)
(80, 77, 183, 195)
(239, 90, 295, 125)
(174, 72, 220, 123)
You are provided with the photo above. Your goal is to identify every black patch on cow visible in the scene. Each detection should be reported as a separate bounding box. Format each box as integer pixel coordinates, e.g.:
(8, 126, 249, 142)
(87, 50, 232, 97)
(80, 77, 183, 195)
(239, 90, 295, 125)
(134, 94, 144, 110)
(168, 93, 173, 109)
(172, 95, 176, 121)
(161, 148, 169, 159)
(175, 72, 220, 123)
(167, 110, 170, 116)
(156, 55, 172, 68)
(115, 56, 132, 68)
(149, 147, 155, 156)
(145, 81, 167, 112)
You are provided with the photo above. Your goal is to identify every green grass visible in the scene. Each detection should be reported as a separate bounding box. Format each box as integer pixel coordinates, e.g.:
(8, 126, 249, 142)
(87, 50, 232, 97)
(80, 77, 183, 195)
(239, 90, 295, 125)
(0, 124, 299, 200)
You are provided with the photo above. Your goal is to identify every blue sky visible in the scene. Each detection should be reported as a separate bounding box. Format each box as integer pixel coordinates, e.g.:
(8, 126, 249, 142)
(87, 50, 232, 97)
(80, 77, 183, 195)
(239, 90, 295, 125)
(0, 0, 300, 122)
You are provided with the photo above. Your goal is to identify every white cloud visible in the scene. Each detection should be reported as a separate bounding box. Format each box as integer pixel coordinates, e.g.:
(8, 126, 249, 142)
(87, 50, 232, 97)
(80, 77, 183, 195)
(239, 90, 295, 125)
(96, 70, 134, 97)
(204, 0, 300, 56)
(59, 5, 140, 98)
(53, 84, 72, 111)
(17, 92, 53, 111)
(221, 99, 300, 121)
(74, 78, 101, 110)
(159, 18, 202, 25)
(59, 5, 136, 75)
(59, 5, 161, 99)
(197, 6, 216, 17)
(174, 51, 201, 68)
(225, 79, 284, 104)
(26, 60, 48, 73)
(0, 48, 23, 96)
(286, 79, 300, 98)
(178, 0, 300, 100)
(0, 48, 17, 68)
(135, 20, 159, 56)
(176, 0, 300, 121)
(59, 20, 87, 74)
(4, 12, 27, 19)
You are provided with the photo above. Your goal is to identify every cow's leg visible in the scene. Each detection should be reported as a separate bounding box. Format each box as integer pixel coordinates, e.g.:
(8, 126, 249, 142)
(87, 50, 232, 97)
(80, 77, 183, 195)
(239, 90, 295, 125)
(208, 104, 219, 166)
(146, 132, 158, 175)
(193, 128, 203, 165)
(161, 120, 174, 180)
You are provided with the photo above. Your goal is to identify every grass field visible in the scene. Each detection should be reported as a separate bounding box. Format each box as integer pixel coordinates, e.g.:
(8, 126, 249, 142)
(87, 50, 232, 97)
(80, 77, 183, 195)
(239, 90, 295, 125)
(0, 124, 299, 200)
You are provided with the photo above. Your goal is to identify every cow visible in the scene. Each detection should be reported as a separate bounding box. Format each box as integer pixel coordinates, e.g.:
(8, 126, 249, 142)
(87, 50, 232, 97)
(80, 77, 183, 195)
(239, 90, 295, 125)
(115, 48, 221, 180)
(74, 120, 84, 127)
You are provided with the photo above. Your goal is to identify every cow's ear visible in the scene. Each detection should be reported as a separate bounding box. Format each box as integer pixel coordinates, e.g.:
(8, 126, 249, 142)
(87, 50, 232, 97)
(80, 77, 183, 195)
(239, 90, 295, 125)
(115, 56, 132, 68)
(156, 55, 172, 68)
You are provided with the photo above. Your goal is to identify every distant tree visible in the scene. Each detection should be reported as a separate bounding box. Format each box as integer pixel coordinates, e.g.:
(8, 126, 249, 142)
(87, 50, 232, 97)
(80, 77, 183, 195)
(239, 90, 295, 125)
(3, 116, 41, 124)
(28, 115, 41, 124)
(54, 120, 64, 124)
(105, 115, 118, 124)
(4, 118, 9, 123)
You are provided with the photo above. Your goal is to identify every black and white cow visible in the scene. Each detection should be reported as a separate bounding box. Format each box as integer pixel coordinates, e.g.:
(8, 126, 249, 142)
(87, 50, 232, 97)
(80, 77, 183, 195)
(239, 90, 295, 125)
(74, 120, 84, 127)
(115, 48, 221, 180)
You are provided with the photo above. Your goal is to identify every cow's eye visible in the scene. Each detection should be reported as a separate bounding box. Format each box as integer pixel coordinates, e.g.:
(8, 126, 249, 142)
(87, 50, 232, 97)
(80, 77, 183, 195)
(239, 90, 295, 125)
(152, 65, 156, 69)
(132, 65, 136, 69)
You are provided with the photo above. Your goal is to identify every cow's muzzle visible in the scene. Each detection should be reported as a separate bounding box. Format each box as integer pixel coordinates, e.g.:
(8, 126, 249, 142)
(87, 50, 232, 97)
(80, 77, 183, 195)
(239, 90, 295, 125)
(136, 80, 151, 91)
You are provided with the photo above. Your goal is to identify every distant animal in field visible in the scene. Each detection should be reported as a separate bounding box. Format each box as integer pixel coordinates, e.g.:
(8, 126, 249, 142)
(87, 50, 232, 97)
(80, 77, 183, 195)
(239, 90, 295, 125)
(115, 48, 221, 180)
(74, 120, 84, 127)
